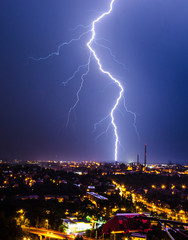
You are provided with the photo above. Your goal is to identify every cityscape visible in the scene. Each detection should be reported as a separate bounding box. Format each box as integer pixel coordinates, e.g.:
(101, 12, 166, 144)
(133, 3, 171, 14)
(1, 0, 188, 240)
(0, 158, 188, 239)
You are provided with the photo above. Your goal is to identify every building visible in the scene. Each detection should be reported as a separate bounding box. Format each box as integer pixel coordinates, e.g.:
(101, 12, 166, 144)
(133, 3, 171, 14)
(131, 233, 147, 239)
(86, 192, 108, 205)
(62, 217, 93, 234)
(102, 213, 151, 234)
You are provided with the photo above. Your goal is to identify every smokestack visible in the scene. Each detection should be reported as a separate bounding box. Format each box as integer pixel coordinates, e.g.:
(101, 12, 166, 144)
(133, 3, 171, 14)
(144, 144, 147, 166)
(137, 154, 139, 165)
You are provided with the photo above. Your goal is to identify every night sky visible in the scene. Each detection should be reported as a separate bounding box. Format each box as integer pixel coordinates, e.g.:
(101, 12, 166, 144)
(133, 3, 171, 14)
(0, 0, 188, 164)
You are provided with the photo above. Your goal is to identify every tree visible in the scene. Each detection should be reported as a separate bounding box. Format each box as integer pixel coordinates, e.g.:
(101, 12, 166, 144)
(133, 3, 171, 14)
(0, 212, 23, 240)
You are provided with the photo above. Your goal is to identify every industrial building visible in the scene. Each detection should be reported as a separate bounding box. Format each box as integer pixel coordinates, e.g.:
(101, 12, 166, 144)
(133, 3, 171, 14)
(102, 213, 151, 234)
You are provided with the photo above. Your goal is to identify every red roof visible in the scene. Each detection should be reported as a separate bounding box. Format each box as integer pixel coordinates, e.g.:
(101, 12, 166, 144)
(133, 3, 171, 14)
(102, 213, 151, 234)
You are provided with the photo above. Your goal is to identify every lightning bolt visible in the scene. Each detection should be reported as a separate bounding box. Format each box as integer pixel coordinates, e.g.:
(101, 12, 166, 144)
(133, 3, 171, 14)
(28, 30, 90, 62)
(94, 39, 127, 71)
(66, 53, 92, 127)
(86, 0, 124, 162)
(29, 0, 139, 163)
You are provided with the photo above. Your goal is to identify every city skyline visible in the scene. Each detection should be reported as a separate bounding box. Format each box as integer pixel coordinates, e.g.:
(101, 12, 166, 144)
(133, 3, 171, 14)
(0, 0, 188, 164)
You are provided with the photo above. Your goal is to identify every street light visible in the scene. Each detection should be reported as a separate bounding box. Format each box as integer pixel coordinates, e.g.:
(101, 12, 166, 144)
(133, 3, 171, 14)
(45, 219, 48, 229)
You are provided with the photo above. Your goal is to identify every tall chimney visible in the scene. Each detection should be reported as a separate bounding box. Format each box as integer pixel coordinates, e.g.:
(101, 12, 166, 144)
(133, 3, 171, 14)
(137, 154, 139, 165)
(144, 144, 147, 166)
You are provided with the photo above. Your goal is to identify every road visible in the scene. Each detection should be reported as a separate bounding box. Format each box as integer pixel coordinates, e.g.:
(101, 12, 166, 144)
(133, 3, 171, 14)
(22, 226, 74, 239)
(112, 181, 188, 223)
(22, 226, 97, 240)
